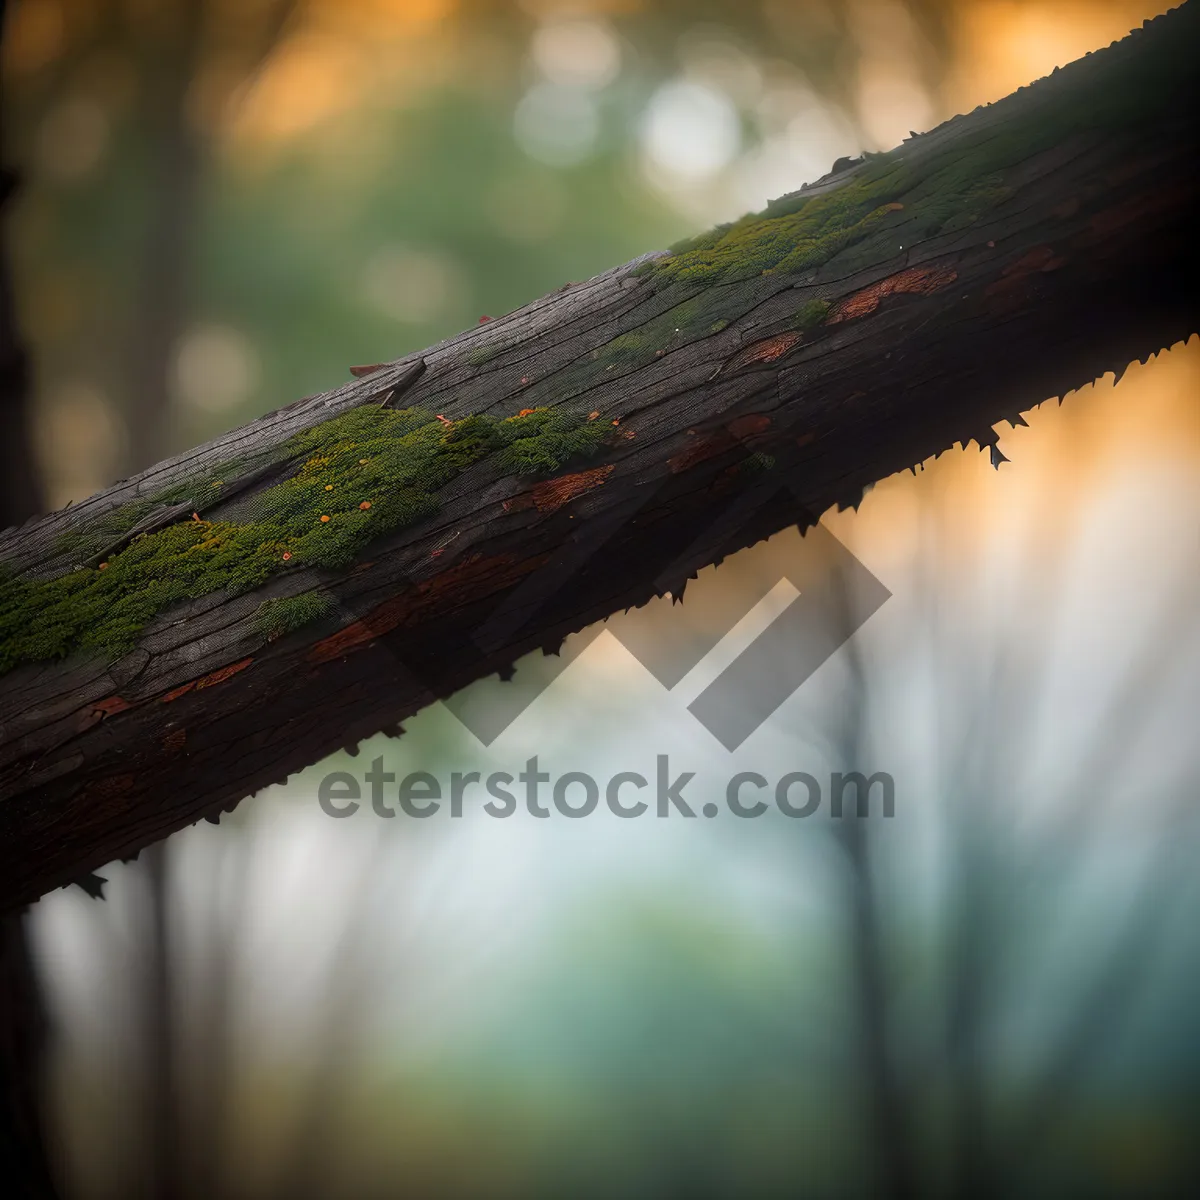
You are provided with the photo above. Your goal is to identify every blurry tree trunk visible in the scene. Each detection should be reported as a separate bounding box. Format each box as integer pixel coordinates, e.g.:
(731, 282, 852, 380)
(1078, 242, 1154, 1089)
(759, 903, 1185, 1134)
(841, 814, 917, 1200)
(0, 916, 57, 1200)
(143, 842, 181, 1200)
(127, 2, 202, 1179)
(125, 0, 300, 468)
(116, 6, 300, 1195)
(945, 825, 994, 1200)
(0, 2, 1197, 910)
(0, 157, 40, 527)
(125, 0, 207, 471)
(0, 0, 41, 529)
(828, 580, 917, 1200)
(0, 2, 59, 1194)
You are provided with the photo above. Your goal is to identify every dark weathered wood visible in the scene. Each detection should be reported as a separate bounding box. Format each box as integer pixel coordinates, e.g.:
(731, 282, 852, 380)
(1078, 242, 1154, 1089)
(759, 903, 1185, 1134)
(377, 356, 426, 408)
(1, 4, 1197, 909)
(81, 500, 200, 570)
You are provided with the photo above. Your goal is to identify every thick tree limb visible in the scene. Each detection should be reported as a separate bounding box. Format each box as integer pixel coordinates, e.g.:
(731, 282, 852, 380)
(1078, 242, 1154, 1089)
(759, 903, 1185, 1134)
(1, 4, 1197, 910)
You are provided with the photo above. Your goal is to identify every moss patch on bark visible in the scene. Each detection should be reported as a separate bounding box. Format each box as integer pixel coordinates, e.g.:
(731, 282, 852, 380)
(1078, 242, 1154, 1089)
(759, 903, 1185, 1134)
(0, 404, 608, 674)
(638, 14, 1191, 288)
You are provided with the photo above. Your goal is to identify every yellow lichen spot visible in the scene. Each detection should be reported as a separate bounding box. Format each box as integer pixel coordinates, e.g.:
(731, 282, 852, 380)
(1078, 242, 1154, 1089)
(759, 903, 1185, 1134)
(324, 484, 334, 491)
(359, 458, 368, 465)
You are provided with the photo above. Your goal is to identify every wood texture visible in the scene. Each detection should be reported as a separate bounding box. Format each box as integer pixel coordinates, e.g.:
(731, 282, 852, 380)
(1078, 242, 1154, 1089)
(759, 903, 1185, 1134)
(1, 5, 1197, 909)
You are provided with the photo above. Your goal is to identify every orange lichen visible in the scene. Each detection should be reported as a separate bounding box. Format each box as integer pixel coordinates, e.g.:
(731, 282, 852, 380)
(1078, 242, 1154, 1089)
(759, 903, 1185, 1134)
(504, 464, 615, 515)
(718, 331, 803, 374)
(827, 264, 959, 323)
(193, 657, 254, 691)
(308, 592, 413, 663)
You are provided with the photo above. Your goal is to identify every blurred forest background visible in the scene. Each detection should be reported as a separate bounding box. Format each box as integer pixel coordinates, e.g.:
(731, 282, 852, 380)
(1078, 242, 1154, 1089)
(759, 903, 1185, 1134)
(2, 0, 1198, 1197)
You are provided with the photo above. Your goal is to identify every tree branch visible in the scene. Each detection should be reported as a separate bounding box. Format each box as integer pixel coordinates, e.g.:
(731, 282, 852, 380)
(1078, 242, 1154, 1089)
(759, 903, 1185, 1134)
(1, 3, 1197, 910)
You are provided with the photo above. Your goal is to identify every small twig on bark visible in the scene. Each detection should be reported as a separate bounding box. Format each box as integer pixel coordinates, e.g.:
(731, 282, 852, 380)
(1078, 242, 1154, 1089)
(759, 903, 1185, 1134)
(376, 357, 427, 409)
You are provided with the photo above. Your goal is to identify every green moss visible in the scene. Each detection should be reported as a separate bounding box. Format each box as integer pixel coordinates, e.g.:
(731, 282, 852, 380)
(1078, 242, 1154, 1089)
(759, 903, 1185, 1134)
(641, 19, 1193, 288)
(0, 403, 607, 674)
(737, 452, 776, 477)
(561, 286, 752, 395)
(0, 520, 289, 669)
(792, 299, 831, 331)
(493, 407, 610, 475)
(938, 175, 1013, 233)
(254, 591, 336, 639)
(53, 499, 161, 559)
(53, 460, 256, 562)
(647, 167, 913, 287)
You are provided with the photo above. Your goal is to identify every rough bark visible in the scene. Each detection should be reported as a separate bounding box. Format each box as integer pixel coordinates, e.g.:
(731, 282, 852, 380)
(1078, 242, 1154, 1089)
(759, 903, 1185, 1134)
(1, 4, 1197, 911)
